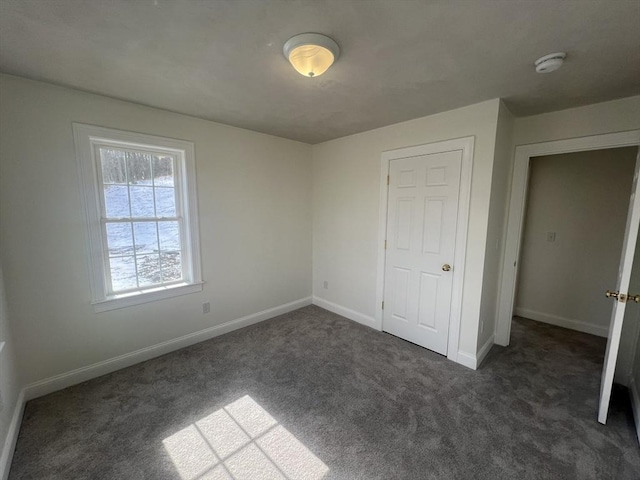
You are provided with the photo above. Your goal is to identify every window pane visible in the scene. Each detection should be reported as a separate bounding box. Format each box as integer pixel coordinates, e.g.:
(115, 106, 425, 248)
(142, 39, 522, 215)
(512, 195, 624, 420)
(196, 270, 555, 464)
(152, 155, 174, 187)
(127, 151, 152, 185)
(133, 222, 158, 254)
(106, 223, 134, 256)
(129, 186, 155, 217)
(159, 221, 181, 251)
(109, 256, 137, 292)
(104, 185, 130, 218)
(161, 252, 182, 282)
(100, 148, 127, 184)
(155, 187, 176, 217)
(137, 254, 161, 287)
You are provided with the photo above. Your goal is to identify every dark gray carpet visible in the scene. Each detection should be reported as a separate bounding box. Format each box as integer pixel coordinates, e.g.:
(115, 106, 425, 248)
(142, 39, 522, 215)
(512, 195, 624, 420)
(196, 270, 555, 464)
(9, 306, 640, 479)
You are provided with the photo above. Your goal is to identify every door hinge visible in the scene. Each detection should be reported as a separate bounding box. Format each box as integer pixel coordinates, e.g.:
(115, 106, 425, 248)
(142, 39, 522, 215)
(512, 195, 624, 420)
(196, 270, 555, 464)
(387, 175, 390, 185)
(384, 240, 387, 249)
(381, 301, 384, 310)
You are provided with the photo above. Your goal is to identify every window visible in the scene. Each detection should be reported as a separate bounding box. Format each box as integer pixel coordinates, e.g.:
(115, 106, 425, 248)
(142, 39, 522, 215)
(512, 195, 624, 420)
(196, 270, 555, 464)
(74, 124, 202, 312)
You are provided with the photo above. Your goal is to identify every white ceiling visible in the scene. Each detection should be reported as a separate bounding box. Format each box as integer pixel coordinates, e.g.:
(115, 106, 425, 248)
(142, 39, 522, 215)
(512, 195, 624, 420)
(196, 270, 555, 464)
(1, 0, 638, 144)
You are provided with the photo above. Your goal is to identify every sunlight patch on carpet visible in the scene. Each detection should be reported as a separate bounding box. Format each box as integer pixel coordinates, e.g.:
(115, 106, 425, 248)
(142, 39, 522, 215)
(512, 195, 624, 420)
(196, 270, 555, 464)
(163, 395, 328, 480)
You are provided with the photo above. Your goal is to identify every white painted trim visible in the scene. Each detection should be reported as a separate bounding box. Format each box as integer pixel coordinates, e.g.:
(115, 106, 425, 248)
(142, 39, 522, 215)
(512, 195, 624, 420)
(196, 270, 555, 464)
(629, 376, 640, 446)
(376, 136, 475, 363)
(93, 282, 203, 313)
(0, 390, 25, 480)
(311, 296, 483, 371)
(22, 297, 311, 401)
(312, 296, 377, 329)
(72, 123, 203, 311)
(476, 334, 495, 368)
(514, 308, 609, 338)
(455, 351, 477, 370)
(455, 335, 494, 371)
(496, 130, 640, 346)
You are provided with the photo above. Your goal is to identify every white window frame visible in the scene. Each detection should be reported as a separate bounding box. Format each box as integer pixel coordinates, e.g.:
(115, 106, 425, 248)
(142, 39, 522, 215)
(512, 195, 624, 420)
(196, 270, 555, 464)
(73, 123, 203, 312)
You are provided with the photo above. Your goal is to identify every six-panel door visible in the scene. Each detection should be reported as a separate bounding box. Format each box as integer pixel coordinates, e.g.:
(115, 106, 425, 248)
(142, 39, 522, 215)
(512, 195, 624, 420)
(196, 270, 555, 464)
(383, 150, 462, 355)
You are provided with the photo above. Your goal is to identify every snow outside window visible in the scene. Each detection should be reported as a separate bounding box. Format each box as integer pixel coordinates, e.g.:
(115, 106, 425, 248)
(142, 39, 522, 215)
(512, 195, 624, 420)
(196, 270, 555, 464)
(74, 124, 202, 312)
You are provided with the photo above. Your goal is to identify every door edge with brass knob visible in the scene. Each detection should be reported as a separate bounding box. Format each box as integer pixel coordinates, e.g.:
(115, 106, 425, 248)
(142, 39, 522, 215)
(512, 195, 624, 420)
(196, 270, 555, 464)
(605, 290, 640, 303)
(442, 264, 451, 272)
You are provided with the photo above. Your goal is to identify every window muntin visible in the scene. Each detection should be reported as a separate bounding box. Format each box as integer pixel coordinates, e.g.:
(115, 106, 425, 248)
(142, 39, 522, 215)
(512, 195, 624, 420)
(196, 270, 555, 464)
(97, 146, 184, 294)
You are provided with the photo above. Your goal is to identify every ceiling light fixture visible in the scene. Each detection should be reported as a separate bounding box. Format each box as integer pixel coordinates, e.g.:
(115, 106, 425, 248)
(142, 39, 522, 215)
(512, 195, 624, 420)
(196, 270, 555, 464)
(283, 33, 340, 78)
(534, 52, 566, 73)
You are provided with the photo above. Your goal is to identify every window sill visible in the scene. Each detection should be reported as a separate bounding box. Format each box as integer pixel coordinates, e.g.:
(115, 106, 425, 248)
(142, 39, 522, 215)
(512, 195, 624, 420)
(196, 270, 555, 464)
(92, 282, 204, 313)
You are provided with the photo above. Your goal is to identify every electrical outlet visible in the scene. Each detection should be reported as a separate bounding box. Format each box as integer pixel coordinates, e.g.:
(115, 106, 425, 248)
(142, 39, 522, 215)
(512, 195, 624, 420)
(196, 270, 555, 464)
(323, 281, 328, 289)
(203, 302, 210, 314)
(546, 231, 557, 243)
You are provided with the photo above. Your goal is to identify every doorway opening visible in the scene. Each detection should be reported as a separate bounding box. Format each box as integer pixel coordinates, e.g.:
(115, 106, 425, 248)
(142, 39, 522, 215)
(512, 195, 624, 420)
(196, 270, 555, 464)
(496, 130, 640, 427)
(514, 147, 636, 340)
(513, 146, 639, 412)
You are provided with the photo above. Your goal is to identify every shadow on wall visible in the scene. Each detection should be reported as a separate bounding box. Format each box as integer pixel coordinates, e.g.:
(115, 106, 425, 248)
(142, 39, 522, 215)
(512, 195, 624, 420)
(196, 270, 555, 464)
(163, 395, 329, 480)
(0, 342, 4, 413)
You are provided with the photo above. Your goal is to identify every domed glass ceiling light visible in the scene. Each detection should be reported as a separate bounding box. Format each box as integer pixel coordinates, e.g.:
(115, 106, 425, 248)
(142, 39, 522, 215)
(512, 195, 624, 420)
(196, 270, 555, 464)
(283, 33, 340, 77)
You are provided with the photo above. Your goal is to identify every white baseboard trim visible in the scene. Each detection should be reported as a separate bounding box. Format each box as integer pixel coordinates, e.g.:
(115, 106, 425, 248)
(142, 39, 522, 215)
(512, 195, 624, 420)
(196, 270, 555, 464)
(23, 296, 312, 401)
(0, 390, 25, 480)
(456, 351, 477, 370)
(514, 308, 608, 338)
(629, 376, 640, 446)
(455, 335, 494, 371)
(312, 296, 379, 329)
(312, 296, 488, 371)
(476, 334, 495, 368)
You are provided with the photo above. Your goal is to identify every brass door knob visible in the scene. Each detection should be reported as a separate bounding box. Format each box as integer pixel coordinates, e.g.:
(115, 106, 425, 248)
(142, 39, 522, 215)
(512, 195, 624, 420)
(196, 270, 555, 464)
(605, 290, 640, 303)
(442, 264, 451, 272)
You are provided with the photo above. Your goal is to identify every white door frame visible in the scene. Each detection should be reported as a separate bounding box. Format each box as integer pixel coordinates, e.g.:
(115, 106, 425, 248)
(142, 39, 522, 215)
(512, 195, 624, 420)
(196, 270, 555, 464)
(375, 136, 474, 364)
(495, 130, 640, 346)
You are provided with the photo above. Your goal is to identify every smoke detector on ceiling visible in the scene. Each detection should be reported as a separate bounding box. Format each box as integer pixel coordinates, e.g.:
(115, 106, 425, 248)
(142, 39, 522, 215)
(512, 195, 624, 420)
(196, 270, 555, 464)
(535, 52, 566, 73)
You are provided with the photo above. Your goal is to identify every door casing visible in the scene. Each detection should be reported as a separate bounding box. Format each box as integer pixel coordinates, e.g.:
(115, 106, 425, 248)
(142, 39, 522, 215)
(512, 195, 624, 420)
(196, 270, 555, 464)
(375, 136, 474, 366)
(495, 130, 640, 347)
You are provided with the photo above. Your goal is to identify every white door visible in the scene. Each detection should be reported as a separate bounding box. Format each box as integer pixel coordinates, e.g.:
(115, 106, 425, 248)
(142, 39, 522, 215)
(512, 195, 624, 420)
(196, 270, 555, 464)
(599, 155, 640, 424)
(383, 150, 462, 355)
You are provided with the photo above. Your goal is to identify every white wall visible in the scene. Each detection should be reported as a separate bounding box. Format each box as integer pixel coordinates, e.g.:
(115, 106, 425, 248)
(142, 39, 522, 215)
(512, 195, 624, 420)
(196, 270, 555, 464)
(2, 73, 638, 395)
(477, 101, 514, 352)
(515, 148, 637, 337)
(0, 74, 312, 387)
(513, 95, 640, 146)
(312, 99, 501, 359)
(0, 264, 20, 478)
